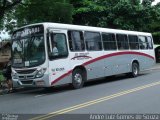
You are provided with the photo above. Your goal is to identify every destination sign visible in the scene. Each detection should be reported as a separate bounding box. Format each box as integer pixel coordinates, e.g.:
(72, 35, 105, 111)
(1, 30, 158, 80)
(12, 25, 44, 39)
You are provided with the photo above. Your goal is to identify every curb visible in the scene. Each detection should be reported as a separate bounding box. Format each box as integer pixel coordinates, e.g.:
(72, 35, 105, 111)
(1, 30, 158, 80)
(150, 64, 160, 70)
(150, 67, 160, 70)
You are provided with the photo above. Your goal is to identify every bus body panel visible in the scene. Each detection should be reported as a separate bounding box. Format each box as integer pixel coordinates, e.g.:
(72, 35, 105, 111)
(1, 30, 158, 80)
(49, 50, 155, 86)
(48, 58, 71, 86)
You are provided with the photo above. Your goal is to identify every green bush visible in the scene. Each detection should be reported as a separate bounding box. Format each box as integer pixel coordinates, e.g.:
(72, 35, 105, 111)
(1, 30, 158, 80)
(0, 71, 4, 82)
(153, 32, 160, 45)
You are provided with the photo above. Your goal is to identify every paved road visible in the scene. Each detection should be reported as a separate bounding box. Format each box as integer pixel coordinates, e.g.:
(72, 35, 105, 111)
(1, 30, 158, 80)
(0, 65, 160, 120)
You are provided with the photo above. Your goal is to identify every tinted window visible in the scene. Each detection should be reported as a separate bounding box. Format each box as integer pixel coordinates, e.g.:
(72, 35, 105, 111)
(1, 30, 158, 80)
(128, 35, 139, 50)
(139, 36, 148, 49)
(68, 31, 85, 51)
(50, 33, 68, 58)
(102, 33, 117, 50)
(147, 36, 153, 49)
(84, 32, 102, 51)
(12, 25, 45, 68)
(116, 34, 129, 50)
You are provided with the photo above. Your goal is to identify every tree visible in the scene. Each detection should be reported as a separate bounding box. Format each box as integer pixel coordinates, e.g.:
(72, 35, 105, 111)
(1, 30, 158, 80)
(71, 0, 141, 29)
(3, 0, 160, 33)
(151, 2, 160, 44)
(150, 2, 160, 32)
(12, 0, 73, 28)
(0, 0, 22, 29)
(70, 0, 160, 32)
(70, 0, 106, 26)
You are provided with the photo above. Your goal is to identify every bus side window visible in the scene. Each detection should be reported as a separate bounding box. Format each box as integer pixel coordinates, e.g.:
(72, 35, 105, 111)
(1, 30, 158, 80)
(128, 35, 139, 50)
(68, 30, 85, 51)
(116, 34, 129, 50)
(102, 33, 117, 50)
(49, 32, 68, 59)
(139, 36, 148, 49)
(147, 36, 153, 49)
(84, 31, 102, 51)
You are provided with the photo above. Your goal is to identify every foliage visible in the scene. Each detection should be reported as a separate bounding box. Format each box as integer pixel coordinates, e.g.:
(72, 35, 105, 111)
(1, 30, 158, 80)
(70, 0, 160, 32)
(150, 21, 160, 32)
(149, 3, 160, 33)
(0, 71, 4, 81)
(0, 0, 22, 30)
(12, 0, 73, 28)
(153, 32, 160, 45)
(70, 0, 106, 26)
(1, 0, 160, 33)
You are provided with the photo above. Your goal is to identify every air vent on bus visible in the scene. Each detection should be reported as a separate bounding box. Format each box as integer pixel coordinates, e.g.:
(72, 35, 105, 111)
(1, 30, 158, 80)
(21, 80, 33, 85)
(15, 69, 37, 74)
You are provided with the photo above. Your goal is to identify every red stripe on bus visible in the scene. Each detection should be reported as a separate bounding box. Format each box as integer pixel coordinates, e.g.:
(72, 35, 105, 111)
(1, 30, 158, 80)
(51, 51, 154, 85)
(71, 56, 92, 60)
(83, 51, 154, 66)
(51, 70, 72, 85)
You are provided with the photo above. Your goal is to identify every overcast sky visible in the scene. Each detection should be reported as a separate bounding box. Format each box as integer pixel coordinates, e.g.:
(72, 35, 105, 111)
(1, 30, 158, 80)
(0, 30, 10, 41)
(152, 0, 160, 5)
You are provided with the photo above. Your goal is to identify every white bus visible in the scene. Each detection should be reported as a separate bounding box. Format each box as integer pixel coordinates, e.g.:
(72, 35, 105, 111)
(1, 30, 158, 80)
(11, 23, 155, 89)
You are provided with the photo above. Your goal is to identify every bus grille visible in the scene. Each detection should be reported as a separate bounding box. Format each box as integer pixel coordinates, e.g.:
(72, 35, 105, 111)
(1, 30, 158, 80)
(18, 75, 35, 80)
(15, 69, 37, 74)
(21, 80, 33, 85)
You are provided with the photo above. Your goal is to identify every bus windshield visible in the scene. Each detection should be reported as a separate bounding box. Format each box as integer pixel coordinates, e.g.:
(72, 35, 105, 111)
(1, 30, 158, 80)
(12, 25, 45, 68)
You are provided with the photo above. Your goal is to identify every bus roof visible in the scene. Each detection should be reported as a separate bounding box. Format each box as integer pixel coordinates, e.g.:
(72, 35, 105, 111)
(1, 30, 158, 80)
(16, 22, 152, 36)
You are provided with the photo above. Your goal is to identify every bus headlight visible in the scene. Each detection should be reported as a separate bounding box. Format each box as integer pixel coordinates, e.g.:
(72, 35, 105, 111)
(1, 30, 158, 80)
(12, 72, 18, 79)
(36, 68, 47, 78)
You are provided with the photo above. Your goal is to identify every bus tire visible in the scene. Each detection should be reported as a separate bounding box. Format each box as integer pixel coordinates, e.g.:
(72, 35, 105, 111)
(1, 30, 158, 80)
(130, 62, 139, 77)
(44, 87, 54, 91)
(72, 69, 84, 89)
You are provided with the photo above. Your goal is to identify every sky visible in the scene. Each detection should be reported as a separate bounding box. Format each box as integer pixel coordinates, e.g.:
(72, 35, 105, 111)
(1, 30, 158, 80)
(152, 0, 160, 5)
(0, 30, 10, 41)
(0, 0, 160, 42)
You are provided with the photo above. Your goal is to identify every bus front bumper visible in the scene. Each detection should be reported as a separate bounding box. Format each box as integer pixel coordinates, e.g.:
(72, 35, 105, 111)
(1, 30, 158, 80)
(12, 74, 49, 88)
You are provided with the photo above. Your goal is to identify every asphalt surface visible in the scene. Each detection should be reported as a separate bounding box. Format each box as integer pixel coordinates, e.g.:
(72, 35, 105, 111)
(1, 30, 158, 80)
(0, 64, 160, 120)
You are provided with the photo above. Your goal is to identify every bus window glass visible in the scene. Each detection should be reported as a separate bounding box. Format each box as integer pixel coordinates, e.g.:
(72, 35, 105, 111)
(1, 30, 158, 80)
(68, 31, 85, 51)
(84, 32, 102, 51)
(50, 33, 68, 58)
(128, 35, 139, 50)
(116, 34, 129, 50)
(102, 33, 117, 50)
(139, 36, 148, 49)
(147, 36, 153, 49)
(12, 40, 23, 64)
(12, 25, 45, 68)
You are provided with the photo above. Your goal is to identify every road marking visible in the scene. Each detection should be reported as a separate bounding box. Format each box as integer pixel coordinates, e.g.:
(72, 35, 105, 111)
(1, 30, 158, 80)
(30, 81, 160, 120)
(34, 94, 47, 98)
(146, 66, 160, 71)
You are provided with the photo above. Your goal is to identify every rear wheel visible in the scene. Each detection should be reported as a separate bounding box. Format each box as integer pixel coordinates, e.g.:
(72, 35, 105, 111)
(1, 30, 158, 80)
(72, 69, 85, 89)
(130, 62, 139, 77)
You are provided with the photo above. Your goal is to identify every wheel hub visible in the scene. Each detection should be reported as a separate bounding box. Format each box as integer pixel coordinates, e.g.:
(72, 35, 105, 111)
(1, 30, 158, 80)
(74, 73, 82, 85)
(133, 65, 138, 75)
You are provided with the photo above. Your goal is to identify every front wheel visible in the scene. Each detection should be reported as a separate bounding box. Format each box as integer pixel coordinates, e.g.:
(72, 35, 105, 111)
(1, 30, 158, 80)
(72, 69, 85, 89)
